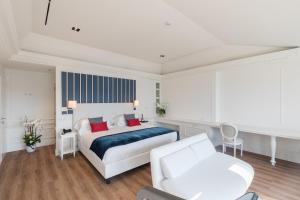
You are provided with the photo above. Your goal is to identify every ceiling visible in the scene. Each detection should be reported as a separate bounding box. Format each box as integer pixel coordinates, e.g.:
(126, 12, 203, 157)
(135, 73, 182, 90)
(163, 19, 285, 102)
(2, 0, 299, 74)
(164, 0, 300, 47)
(32, 0, 222, 63)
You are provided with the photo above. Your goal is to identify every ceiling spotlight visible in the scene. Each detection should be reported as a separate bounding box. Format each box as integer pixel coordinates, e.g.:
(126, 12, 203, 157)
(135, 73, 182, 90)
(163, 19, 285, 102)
(164, 21, 171, 26)
(160, 55, 166, 58)
(71, 27, 80, 32)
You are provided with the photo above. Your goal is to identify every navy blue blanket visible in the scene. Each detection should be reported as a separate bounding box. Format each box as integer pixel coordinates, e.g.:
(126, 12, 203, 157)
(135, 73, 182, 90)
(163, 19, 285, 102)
(90, 127, 178, 160)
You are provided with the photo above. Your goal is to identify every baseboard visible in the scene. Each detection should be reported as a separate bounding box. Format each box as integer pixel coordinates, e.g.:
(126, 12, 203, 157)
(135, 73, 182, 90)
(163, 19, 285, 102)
(0, 152, 5, 166)
(6, 137, 55, 153)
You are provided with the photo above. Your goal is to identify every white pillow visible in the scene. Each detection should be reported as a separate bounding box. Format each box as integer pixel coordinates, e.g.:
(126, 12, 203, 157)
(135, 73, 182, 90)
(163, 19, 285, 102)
(160, 147, 198, 179)
(113, 115, 126, 127)
(103, 118, 114, 129)
(190, 139, 216, 162)
(74, 119, 91, 135)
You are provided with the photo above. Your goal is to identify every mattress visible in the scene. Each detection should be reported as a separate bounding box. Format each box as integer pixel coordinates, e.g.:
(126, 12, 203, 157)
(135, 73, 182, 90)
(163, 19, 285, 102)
(80, 124, 178, 164)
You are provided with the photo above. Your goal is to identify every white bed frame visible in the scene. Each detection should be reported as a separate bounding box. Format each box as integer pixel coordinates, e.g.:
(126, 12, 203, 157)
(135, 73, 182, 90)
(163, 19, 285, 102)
(78, 131, 177, 183)
(79, 140, 150, 183)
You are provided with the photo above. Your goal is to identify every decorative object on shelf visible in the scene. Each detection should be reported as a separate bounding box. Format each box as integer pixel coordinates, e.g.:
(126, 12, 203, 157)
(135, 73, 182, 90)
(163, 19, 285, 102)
(133, 100, 139, 110)
(140, 114, 149, 123)
(67, 100, 77, 128)
(23, 120, 42, 153)
(156, 103, 167, 117)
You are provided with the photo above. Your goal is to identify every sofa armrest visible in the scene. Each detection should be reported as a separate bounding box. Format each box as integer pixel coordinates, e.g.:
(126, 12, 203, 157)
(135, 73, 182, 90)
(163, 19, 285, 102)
(237, 192, 259, 200)
(137, 187, 260, 200)
(137, 186, 184, 200)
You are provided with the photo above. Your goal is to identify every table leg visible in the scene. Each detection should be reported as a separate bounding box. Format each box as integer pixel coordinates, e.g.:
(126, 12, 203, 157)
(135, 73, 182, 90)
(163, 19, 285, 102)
(73, 136, 76, 157)
(61, 138, 64, 160)
(270, 136, 277, 166)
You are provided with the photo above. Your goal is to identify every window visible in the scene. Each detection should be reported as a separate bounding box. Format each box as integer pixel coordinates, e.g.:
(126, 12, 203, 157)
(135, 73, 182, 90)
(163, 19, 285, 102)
(156, 82, 160, 104)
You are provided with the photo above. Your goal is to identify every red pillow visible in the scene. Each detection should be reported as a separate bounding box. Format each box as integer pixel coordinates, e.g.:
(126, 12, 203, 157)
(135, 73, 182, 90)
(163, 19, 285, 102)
(127, 118, 141, 127)
(90, 121, 108, 133)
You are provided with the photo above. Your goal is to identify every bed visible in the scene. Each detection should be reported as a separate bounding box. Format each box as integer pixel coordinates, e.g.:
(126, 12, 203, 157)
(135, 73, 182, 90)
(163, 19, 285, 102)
(76, 120, 178, 183)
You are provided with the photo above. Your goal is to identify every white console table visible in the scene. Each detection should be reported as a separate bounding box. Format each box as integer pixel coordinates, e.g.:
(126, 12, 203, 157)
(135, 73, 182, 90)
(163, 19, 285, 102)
(156, 118, 300, 166)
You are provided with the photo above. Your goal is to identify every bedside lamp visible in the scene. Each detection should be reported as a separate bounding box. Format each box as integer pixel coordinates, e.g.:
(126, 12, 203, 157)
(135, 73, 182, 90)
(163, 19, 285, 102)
(68, 100, 77, 109)
(67, 100, 77, 128)
(133, 100, 139, 110)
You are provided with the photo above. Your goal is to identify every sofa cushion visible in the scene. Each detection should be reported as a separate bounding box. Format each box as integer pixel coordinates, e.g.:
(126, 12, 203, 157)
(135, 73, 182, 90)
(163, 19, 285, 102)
(190, 139, 216, 162)
(160, 147, 198, 179)
(161, 153, 254, 200)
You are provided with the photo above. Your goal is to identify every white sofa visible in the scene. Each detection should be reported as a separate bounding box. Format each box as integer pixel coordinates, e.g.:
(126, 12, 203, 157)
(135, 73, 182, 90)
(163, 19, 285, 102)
(150, 134, 254, 200)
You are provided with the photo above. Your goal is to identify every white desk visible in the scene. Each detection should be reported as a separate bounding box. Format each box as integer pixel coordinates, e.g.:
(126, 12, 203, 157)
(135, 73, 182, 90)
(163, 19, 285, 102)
(156, 118, 300, 166)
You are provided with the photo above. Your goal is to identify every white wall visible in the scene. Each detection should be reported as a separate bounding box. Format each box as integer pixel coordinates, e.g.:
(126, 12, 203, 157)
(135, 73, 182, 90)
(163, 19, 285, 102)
(5, 69, 55, 152)
(218, 61, 282, 128)
(55, 65, 161, 155)
(162, 71, 216, 121)
(162, 48, 300, 163)
(0, 64, 4, 164)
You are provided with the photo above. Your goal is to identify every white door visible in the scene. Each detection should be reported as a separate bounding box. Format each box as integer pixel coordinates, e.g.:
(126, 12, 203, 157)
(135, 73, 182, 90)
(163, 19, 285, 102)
(0, 75, 3, 164)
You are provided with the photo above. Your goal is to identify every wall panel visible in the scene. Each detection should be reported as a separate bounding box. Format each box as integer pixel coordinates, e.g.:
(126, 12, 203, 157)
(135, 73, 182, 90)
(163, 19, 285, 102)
(218, 62, 282, 127)
(81, 74, 86, 103)
(61, 72, 136, 112)
(74, 73, 80, 103)
(98, 76, 103, 103)
(93, 75, 98, 103)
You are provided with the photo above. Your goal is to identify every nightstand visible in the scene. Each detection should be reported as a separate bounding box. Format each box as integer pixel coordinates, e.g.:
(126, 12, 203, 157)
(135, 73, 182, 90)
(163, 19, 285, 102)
(60, 131, 76, 160)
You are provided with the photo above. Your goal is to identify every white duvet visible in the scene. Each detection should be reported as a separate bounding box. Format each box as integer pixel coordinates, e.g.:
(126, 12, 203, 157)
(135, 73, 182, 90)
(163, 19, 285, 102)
(80, 124, 178, 163)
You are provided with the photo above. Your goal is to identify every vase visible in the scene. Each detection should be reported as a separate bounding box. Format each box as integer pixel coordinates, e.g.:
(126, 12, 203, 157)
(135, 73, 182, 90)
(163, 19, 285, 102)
(26, 145, 36, 153)
(158, 113, 166, 118)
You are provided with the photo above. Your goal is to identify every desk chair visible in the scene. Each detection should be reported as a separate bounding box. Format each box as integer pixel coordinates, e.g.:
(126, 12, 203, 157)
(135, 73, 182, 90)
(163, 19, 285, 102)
(220, 123, 243, 157)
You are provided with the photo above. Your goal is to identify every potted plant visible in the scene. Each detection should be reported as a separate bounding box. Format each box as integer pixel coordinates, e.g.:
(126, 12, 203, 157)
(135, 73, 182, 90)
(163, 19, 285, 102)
(23, 133, 42, 153)
(156, 103, 167, 117)
(23, 120, 42, 153)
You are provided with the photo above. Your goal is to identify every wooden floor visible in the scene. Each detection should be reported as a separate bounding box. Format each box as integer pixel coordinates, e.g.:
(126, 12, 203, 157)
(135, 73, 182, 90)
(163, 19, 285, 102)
(0, 145, 300, 200)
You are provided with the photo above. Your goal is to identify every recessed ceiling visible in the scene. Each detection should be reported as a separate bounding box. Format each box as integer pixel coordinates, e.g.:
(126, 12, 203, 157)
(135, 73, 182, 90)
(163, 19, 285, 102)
(32, 0, 221, 63)
(4, 0, 299, 74)
(163, 0, 300, 47)
(162, 45, 288, 74)
(4, 60, 54, 72)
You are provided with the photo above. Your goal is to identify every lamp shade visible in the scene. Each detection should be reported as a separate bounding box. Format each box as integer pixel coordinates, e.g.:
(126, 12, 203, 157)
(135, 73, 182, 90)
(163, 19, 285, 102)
(133, 100, 139, 107)
(67, 100, 77, 109)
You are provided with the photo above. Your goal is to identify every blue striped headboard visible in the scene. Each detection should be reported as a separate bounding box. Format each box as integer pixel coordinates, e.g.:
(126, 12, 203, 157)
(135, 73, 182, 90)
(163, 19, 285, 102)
(61, 72, 136, 114)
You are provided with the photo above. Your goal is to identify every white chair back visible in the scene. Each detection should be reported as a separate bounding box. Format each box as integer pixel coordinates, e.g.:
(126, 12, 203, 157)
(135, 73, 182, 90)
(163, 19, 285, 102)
(220, 123, 238, 142)
(150, 134, 210, 190)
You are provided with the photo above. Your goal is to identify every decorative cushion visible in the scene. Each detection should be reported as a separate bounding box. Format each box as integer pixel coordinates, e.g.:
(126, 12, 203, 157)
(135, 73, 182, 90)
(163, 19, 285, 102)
(88, 117, 103, 124)
(90, 121, 108, 132)
(160, 147, 198, 179)
(127, 118, 141, 127)
(190, 139, 216, 162)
